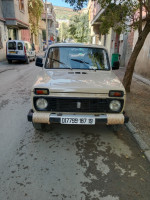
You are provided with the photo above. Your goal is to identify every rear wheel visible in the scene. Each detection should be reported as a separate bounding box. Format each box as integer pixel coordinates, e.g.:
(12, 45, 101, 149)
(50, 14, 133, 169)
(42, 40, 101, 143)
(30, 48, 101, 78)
(33, 55, 36, 61)
(8, 60, 12, 64)
(26, 57, 30, 64)
(32, 122, 46, 131)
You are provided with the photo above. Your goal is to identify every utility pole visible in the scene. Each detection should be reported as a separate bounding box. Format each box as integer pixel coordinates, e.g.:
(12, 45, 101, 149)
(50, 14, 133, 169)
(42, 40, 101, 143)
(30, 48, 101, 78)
(45, 0, 48, 46)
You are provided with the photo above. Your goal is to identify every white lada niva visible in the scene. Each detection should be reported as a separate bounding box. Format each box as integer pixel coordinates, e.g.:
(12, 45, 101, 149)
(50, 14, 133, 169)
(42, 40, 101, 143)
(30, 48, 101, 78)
(27, 43, 129, 131)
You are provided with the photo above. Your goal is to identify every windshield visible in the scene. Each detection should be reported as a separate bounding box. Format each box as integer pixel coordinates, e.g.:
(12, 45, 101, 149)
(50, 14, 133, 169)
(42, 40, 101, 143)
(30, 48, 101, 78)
(45, 47, 110, 70)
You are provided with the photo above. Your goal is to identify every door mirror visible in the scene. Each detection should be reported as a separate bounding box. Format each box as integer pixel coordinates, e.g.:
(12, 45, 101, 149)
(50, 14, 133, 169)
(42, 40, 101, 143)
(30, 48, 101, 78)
(35, 57, 43, 67)
(112, 61, 120, 70)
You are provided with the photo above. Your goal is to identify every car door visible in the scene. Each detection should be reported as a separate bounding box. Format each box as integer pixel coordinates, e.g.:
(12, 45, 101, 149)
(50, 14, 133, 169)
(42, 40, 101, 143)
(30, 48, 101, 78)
(17, 41, 24, 56)
(7, 41, 17, 56)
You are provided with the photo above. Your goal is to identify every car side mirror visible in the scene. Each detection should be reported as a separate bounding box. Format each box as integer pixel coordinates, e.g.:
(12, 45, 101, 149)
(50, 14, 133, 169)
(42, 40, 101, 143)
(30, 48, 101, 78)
(112, 61, 120, 70)
(35, 57, 43, 67)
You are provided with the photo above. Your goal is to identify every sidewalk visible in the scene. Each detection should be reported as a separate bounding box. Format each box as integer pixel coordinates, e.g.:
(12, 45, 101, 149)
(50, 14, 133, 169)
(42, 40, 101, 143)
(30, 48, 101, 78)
(114, 68, 150, 149)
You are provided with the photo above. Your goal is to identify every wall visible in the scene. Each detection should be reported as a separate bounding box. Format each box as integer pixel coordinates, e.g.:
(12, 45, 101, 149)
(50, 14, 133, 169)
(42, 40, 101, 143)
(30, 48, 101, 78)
(125, 30, 134, 68)
(0, 21, 8, 61)
(133, 22, 150, 78)
(14, 0, 29, 25)
(101, 29, 112, 58)
(21, 29, 30, 42)
(0, 0, 8, 61)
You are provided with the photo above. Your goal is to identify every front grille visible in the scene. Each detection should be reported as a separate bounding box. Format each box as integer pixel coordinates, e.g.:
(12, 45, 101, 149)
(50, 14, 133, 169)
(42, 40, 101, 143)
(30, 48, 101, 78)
(34, 97, 124, 113)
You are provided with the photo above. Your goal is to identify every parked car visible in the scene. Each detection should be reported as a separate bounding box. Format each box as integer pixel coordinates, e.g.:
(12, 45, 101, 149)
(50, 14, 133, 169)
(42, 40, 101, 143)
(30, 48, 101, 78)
(27, 43, 129, 131)
(6, 40, 36, 64)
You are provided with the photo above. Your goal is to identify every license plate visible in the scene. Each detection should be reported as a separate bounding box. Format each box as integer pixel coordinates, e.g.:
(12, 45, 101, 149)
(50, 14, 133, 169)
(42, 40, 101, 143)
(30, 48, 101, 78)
(9, 51, 16, 54)
(61, 116, 95, 125)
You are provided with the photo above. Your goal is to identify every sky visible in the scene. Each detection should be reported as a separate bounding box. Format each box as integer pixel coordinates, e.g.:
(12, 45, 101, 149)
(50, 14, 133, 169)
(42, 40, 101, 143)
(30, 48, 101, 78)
(47, 0, 74, 8)
(47, 0, 87, 8)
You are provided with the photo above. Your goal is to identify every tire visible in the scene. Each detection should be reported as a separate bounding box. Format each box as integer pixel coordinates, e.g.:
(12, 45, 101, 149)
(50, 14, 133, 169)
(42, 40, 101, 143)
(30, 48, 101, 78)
(107, 124, 121, 133)
(32, 122, 46, 131)
(33, 55, 36, 61)
(8, 60, 12, 64)
(26, 57, 30, 64)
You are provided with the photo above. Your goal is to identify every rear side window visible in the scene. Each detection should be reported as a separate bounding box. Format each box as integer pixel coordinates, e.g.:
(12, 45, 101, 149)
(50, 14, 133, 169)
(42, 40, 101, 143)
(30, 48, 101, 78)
(8, 42, 16, 50)
(18, 42, 23, 50)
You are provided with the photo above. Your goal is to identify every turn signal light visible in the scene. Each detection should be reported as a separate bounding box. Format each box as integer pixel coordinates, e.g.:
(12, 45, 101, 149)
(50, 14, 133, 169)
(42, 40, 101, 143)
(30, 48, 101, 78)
(34, 89, 49, 95)
(109, 91, 124, 97)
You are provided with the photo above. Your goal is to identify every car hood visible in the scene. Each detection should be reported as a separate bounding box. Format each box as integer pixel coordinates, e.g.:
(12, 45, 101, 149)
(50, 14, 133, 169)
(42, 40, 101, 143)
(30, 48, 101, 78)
(33, 69, 125, 94)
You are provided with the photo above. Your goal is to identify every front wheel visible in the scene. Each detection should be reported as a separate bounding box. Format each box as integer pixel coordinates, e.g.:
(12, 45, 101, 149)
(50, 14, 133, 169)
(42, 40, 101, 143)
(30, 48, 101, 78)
(32, 122, 46, 131)
(107, 124, 121, 133)
(26, 57, 30, 64)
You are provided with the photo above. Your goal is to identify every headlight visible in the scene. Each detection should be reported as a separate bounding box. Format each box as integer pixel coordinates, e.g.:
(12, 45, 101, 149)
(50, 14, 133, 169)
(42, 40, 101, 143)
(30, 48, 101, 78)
(109, 100, 121, 112)
(36, 98, 48, 109)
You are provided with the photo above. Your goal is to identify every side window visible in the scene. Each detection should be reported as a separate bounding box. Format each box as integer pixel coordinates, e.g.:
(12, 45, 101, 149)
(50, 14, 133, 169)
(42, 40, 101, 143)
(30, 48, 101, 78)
(18, 42, 23, 50)
(0, 27, 3, 49)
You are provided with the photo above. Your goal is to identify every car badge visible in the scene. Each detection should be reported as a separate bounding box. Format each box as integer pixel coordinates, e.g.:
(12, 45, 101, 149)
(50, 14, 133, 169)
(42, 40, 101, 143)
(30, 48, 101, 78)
(77, 102, 81, 109)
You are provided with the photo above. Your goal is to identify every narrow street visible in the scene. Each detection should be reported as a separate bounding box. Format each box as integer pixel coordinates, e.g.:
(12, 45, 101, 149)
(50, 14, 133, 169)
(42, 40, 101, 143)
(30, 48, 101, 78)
(0, 61, 150, 200)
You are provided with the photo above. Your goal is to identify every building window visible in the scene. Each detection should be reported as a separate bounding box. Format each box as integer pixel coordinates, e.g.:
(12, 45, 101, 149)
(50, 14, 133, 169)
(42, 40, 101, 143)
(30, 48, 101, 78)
(19, 0, 24, 11)
(0, 27, 3, 49)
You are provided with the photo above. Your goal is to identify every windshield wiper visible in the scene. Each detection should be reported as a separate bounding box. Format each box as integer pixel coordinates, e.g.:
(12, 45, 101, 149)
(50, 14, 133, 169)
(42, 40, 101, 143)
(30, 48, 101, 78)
(71, 59, 98, 71)
(50, 58, 72, 69)
(71, 59, 90, 67)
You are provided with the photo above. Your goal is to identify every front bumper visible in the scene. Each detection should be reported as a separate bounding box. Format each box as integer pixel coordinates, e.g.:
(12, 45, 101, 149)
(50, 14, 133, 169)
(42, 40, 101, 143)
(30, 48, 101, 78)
(27, 109, 129, 125)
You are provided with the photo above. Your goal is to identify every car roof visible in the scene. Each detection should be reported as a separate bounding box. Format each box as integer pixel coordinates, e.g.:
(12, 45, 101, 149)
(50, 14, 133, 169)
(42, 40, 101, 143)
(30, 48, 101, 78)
(7, 40, 30, 43)
(49, 43, 107, 50)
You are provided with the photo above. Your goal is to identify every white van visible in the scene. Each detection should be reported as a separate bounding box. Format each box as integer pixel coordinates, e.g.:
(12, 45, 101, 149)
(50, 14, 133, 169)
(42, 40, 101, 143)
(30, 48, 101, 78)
(6, 40, 36, 64)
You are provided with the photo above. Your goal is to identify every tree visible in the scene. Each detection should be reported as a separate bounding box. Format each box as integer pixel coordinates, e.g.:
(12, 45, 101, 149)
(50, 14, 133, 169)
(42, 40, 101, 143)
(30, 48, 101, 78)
(65, 0, 150, 92)
(28, 0, 44, 43)
(69, 13, 90, 42)
(59, 22, 70, 42)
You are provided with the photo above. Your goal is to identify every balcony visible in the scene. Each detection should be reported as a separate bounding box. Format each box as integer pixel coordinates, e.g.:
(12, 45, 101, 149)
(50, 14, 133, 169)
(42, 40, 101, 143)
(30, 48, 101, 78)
(2, 0, 29, 29)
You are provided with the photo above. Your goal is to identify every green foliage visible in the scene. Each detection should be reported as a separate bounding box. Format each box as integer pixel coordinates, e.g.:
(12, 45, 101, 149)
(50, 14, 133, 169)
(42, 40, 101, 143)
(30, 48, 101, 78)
(98, 0, 139, 34)
(59, 22, 70, 42)
(65, 0, 87, 10)
(28, 0, 44, 35)
(65, 0, 149, 35)
(69, 13, 90, 42)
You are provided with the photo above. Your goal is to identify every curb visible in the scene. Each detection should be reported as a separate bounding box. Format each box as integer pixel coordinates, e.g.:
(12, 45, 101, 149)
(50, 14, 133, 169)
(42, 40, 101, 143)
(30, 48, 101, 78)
(133, 73, 150, 86)
(125, 121, 150, 162)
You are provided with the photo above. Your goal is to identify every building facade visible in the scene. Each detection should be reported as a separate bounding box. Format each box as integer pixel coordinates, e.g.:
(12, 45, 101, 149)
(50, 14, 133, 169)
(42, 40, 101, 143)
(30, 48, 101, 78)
(88, 0, 124, 65)
(0, 0, 8, 61)
(2, 0, 30, 41)
(42, 3, 57, 43)
(132, 22, 150, 78)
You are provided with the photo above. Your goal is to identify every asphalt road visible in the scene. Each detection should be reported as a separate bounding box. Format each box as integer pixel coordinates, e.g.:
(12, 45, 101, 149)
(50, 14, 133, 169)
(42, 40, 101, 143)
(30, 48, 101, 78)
(0, 61, 150, 200)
